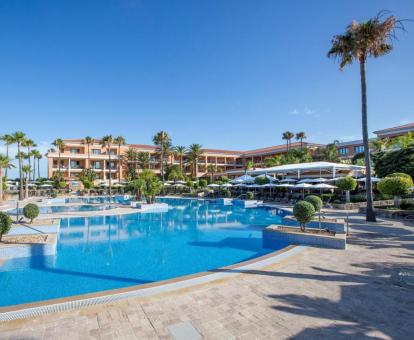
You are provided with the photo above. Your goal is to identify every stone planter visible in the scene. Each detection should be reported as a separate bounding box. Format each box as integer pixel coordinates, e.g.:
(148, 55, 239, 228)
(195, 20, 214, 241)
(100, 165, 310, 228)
(263, 225, 346, 250)
(332, 199, 394, 210)
(359, 207, 414, 220)
(282, 216, 346, 234)
(0, 234, 57, 259)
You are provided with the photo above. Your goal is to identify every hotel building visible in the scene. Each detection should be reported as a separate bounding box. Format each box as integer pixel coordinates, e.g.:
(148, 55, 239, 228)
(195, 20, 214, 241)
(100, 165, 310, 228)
(47, 122, 413, 182)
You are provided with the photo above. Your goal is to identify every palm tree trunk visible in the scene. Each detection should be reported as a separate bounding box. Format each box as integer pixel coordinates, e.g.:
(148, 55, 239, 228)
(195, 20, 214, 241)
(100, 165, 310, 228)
(5, 145, 9, 178)
(108, 150, 112, 196)
(0, 167, 3, 202)
(28, 147, 31, 182)
(360, 59, 376, 222)
(118, 145, 121, 182)
(18, 143, 23, 200)
(58, 151, 61, 172)
(25, 175, 29, 199)
(87, 145, 90, 169)
(38, 158, 40, 178)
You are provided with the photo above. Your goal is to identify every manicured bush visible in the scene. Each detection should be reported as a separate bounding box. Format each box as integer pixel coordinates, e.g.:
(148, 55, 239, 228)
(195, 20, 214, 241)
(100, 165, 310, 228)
(378, 175, 412, 208)
(23, 203, 39, 223)
(254, 176, 269, 185)
(386, 172, 413, 182)
(400, 200, 414, 211)
(223, 189, 231, 198)
(336, 176, 357, 191)
(246, 191, 254, 200)
(293, 201, 315, 231)
(305, 195, 322, 211)
(0, 212, 12, 241)
(199, 179, 207, 188)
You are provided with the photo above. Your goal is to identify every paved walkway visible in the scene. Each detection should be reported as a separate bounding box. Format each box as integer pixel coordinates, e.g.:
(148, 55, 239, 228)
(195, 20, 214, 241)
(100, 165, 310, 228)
(1, 212, 414, 339)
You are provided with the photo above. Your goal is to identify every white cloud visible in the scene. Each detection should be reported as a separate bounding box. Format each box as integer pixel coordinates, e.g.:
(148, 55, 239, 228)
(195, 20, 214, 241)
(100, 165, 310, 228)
(289, 107, 320, 118)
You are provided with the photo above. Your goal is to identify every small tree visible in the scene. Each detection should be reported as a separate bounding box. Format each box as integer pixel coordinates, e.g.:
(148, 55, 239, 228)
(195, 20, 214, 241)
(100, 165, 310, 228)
(293, 201, 315, 232)
(223, 189, 231, 198)
(254, 176, 270, 185)
(23, 203, 39, 223)
(246, 191, 254, 200)
(305, 195, 323, 211)
(0, 212, 12, 241)
(336, 176, 357, 203)
(378, 175, 413, 208)
(199, 179, 208, 188)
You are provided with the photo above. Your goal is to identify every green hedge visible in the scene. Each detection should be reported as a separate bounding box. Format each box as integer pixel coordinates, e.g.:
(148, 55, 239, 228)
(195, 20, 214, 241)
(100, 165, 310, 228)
(336, 176, 357, 191)
(293, 201, 315, 231)
(374, 146, 414, 178)
(378, 177, 412, 197)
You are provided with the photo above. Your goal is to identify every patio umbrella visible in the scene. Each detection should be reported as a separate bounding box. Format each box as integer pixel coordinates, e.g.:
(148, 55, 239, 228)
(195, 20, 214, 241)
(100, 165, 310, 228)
(294, 183, 314, 199)
(163, 183, 171, 186)
(312, 183, 337, 189)
(356, 177, 381, 182)
(263, 183, 278, 188)
(175, 180, 186, 184)
(276, 184, 295, 188)
(298, 178, 328, 184)
(220, 183, 233, 188)
(255, 174, 278, 182)
(231, 174, 255, 184)
(207, 184, 220, 188)
(39, 184, 53, 188)
(280, 178, 297, 183)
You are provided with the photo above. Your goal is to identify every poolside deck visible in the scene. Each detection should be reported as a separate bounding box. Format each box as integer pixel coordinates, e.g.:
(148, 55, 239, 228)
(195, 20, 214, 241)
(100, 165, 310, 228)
(1, 210, 413, 339)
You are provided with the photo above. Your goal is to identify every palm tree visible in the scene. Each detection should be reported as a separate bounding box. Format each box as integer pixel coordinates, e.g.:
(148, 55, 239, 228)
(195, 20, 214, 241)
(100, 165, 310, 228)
(82, 136, 94, 169)
(328, 12, 403, 222)
(123, 147, 138, 179)
(295, 132, 306, 149)
(173, 145, 186, 172)
(22, 139, 36, 181)
(153, 131, 172, 183)
(207, 164, 217, 183)
(101, 135, 114, 195)
(137, 152, 150, 170)
(0, 134, 14, 177)
(282, 131, 294, 152)
(114, 136, 126, 182)
(12, 131, 26, 200)
(0, 154, 14, 202)
(22, 165, 31, 199)
(186, 144, 203, 178)
(52, 138, 65, 173)
(244, 160, 254, 174)
(32, 150, 42, 179)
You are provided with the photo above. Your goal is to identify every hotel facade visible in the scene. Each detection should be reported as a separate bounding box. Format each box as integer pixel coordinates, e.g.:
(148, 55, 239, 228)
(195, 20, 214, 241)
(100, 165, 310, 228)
(47, 122, 414, 182)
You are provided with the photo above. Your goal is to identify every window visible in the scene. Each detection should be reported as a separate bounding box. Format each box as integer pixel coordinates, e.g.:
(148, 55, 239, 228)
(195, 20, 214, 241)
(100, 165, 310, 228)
(93, 161, 101, 169)
(70, 148, 80, 154)
(338, 147, 349, 155)
(92, 149, 101, 155)
(108, 150, 116, 155)
(70, 160, 81, 169)
(354, 145, 364, 153)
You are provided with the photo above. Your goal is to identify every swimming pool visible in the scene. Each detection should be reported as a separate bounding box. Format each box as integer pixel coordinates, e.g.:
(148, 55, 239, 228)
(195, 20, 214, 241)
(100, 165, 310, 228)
(65, 195, 131, 205)
(13, 204, 117, 214)
(0, 198, 289, 307)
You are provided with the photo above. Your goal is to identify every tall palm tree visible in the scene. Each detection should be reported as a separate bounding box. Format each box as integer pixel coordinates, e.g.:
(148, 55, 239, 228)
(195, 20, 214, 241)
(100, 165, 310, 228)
(22, 139, 36, 181)
(207, 164, 217, 183)
(101, 135, 114, 195)
(32, 150, 42, 179)
(0, 134, 14, 177)
(0, 154, 14, 202)
(123, 147, 138, 178)
(328, 12, 403, 222)
(153, 131, 172, 183)
(137, 152, 150, 170)
(114, 136, 126, 182)
(186, 144, 203, 178)
(295, 132, 306, 149)
(282, 131, 294, 152)
(173, 145, 186, 172)
(12, 131, 26, 200)
(22, 165, 31, 199)
(82, 136, 94, 169)
(52, 138, 65, 173)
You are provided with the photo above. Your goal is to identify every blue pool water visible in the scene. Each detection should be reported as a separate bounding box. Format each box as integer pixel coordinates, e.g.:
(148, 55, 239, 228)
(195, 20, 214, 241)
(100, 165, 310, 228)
(13, 204, 117, 214)
(0, 198, 289, 307)
(65, 195, 131, 205)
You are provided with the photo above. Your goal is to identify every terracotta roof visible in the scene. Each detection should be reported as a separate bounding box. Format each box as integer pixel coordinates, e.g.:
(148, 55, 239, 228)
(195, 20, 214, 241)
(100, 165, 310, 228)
(241, 142, 323, 157)
(373, 122, 414, 134)
(201, 148, 243, 156)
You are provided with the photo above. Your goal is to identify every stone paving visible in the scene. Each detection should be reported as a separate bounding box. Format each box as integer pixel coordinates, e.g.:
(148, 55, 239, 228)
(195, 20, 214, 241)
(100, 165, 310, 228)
(1, 211, 414, 339)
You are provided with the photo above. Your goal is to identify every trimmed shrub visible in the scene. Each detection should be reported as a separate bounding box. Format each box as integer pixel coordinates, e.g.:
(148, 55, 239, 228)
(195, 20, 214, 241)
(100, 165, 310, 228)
(293, 201, 315, 231)
(51, 189, 58, 198)
(386, 172, 413, 181)
(199, 179, 208, 188)
(254, 176, 269, 185)
(246, 191, 254, 200)
(305, 195, 322, 211)
(223, 189, 231, 198)
(378, 177, 412, 197)
(400, 200, 414, 211)
(336, 176, 357, 191)
(0, 212, 12, 241)
(23, 203, 39, 223)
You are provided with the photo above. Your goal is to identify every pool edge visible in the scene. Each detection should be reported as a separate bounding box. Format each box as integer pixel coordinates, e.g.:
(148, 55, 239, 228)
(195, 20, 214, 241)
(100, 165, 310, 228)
(0, 244, 306, 322)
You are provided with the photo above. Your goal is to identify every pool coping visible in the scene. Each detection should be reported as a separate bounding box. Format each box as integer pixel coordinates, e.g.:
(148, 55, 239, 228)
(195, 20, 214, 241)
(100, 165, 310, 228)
(0, 244, 305, 322)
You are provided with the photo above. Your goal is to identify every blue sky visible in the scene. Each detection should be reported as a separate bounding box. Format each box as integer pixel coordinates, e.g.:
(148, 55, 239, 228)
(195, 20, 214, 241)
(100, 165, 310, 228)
(0, 0, 413, 177)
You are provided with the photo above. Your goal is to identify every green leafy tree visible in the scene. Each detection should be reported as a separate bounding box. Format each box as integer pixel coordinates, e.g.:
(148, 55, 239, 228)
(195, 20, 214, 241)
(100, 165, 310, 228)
(264, 155, 281, 167)
(282, 131, 294, 152)
(0, 154, 14, 202)
(123, 147, 138, 180)
(244, 160, 254, 174)
(293, 200, 315, 232)
(199, 179, 208, 188)
(186, 144, 203, 178)
(246, 191, 254, 200)
(114, 136, 126, 182)
(254, 176, 269, 185)
(23, 203, 39, 223)
(374, 146, 414, 178)
(79, 169, 97, 195)
(207, 164, 217, 183)
(296, 132, 306, 148)
(328, 12, 403, 222)
(378, 174, 413, 208)
(101, 135, 114, 195)
(138, 169, 163, 203)
(336, 176, 357, 203)
(153, 131, 172, 184)
(137, 151, 150, 170)
(0, 212, 12, 241)
(12, 131, 27, 200)
(305, 195, 323, 211)
(167, 165, 185, 181)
